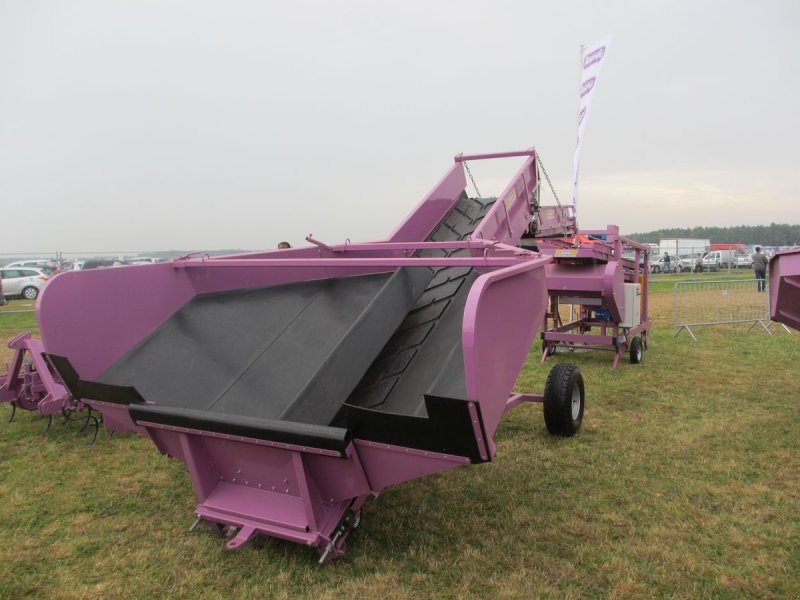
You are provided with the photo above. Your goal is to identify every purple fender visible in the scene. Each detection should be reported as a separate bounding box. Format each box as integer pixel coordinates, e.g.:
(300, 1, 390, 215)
(769, 247, 800, 330)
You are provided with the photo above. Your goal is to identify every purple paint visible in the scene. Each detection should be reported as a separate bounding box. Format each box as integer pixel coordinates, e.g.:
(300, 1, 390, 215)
(769, 247, 800, 330)
(580, 77, 596, 97)
(6, 150, 599, 561)
(583, 46, 606, 68)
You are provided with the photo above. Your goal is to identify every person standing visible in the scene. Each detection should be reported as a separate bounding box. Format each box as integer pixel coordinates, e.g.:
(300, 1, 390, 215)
(663, 252, 672, 273)
(752, 246, 768, 292)
(694, 253, 703, 273)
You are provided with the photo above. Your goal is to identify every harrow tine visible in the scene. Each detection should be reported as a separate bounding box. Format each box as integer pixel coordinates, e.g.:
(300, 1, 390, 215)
(39, 414, 53, 434)
(85, 415, 100, 446)
(7, 403, 16, 423)
(78, 410, 92, 433)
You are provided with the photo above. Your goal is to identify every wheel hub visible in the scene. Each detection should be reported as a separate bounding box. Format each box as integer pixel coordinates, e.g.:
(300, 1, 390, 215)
(571, 386, 581, 421)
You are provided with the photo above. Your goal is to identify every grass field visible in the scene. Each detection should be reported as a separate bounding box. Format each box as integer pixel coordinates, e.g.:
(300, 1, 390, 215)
(0, 274, 798, 599)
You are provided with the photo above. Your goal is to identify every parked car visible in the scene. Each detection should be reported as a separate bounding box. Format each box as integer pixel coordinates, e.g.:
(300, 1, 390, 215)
(701, 253, 720, 271)
(677, 255, 695, 271)
(0, 267, 50, 300)
(4, 259, 54, 269)
(128, 257, 162, 264)
(650, 255, 683, 273)
(702, 249, 743, 269)
(0, 276, 5, 306)
(81, 259, 126, 270)
(735, 254, 753, 268)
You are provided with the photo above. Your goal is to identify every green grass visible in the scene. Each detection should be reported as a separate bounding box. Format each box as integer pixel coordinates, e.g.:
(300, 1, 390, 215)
(0, 299, 37, 344)
(0, 283, 798, 599)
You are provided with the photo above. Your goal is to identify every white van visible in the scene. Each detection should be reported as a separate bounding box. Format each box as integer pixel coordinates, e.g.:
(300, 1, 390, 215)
(702, 250, 738, 270)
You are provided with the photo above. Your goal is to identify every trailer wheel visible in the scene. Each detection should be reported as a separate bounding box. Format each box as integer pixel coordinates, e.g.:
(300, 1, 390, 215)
(543, 363, 584, 436)
(629, 336, 643, 364)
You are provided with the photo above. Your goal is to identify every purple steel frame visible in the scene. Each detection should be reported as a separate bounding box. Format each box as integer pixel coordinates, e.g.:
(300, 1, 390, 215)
(537, 226, 653, 368)
(769, 246, 800, 331)
(25, 150, 568, 561)
(0, 332, 76, 418)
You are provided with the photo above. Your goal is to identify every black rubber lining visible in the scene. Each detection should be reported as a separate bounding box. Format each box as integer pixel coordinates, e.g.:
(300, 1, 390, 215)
(130, 404, 351, 455)
(54, 193, 500, 457)
(47, 353, 146, 405)
(98, 268, 432, 426)
(338, 395, 491, 463)
(340, 195, 494, 418)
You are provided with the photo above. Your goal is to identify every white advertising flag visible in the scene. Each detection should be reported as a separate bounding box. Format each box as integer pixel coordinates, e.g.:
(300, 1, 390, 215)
(571, 35, 612, 212)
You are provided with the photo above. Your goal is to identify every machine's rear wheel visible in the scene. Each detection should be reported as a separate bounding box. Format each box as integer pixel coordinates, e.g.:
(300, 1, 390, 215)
(543, 363, 584, 436)
(629, 336, 643, 364)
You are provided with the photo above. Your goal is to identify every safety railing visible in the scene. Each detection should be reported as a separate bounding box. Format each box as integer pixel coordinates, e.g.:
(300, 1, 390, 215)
(673, 279, 790, 340)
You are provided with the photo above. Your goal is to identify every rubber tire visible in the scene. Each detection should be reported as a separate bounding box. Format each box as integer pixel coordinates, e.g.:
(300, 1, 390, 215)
(21, 286, 38, 300)
(543, 363, 585, 437)
(629, 336, 643, 364)
(652, 266, 661, 274)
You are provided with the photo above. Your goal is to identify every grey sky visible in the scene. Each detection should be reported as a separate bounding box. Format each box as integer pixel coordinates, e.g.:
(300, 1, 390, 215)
(1, 0, 798, 254)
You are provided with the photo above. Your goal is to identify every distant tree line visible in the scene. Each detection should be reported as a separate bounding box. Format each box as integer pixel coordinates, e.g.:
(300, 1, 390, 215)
(627, 223, 800, 246)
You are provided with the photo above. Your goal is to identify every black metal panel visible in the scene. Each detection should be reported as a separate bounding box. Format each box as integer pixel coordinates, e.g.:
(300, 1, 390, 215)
(129, 404, 351, 455)
(98, 268, 433, 425)
(336, 395, 491, 463)
(47, 354, 146, 405)
(45, 354, 80, 396)
(343, 196, 495, 417)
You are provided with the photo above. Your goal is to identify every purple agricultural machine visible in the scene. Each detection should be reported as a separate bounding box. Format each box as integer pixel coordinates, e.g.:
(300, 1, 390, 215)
(2, 149, 590, 561)
(0, 332, 93, 436)
(769, 247, 800, 331)
(534, 230, 652, 367)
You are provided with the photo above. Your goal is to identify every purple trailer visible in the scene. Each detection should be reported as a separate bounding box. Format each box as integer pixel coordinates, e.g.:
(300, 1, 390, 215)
(3, 150, 587, 561)
(536, 229, 652, 367)
(769, 247, 800, 331)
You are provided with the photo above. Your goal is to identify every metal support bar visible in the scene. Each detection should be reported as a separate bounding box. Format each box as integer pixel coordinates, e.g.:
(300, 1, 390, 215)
(454, 149, 536, 162)
(173, 256, 545, 269)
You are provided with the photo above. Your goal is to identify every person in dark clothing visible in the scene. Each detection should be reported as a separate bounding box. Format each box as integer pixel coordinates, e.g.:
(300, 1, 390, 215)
(752, 246, 768, 292)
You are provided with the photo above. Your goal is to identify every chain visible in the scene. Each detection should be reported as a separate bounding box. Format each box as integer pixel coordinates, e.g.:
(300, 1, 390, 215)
(534, 150, 570, 237)
(535, 151, 562, 208)
(463, 161, 482, 200)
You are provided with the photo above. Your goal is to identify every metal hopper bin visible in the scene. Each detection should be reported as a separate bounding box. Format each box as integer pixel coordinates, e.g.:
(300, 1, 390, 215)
(4, 150, 587, 561)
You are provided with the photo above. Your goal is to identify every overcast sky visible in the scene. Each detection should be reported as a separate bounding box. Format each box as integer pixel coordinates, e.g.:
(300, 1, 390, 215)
(1, 0, 798, 254)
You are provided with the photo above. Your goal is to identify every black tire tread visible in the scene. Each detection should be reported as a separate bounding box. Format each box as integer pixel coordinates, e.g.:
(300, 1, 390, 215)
(629, 336, 643, 365)
(543, 363, 584, 437)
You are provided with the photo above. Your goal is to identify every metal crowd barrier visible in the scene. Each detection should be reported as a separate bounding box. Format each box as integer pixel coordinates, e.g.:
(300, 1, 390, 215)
(673, 279, 791, 340)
